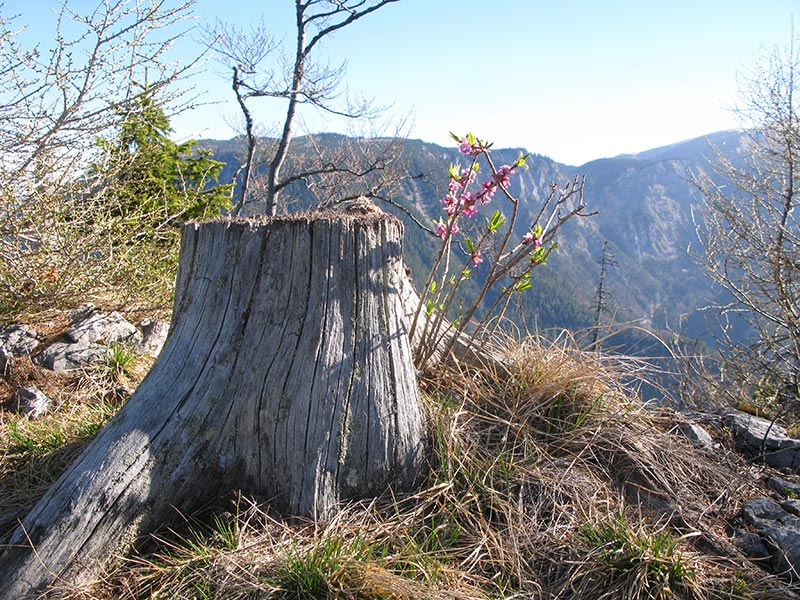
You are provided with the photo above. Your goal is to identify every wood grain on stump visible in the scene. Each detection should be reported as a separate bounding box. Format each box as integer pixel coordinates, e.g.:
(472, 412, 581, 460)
(0, 212, 427, 598)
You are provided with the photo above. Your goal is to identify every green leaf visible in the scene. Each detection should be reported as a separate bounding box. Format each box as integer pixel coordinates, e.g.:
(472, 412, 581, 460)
(464, 237, 476, 253)
(429, 281, 437, 294)
(488, 209, 506, 233)
(425, 300, 435, 316)
(516, 279, 533, 292)
(533, 242, 558, 265)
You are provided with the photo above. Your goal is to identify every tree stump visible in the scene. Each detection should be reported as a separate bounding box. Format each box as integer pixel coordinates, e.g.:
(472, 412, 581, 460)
(0, 213, 428, 598)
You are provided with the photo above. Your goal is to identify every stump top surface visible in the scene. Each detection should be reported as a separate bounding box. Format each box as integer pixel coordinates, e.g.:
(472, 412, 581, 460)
(190, 206, 398, 229)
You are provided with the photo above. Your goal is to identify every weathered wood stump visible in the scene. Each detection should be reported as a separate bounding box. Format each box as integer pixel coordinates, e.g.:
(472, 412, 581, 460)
(0, 212, 428, 598)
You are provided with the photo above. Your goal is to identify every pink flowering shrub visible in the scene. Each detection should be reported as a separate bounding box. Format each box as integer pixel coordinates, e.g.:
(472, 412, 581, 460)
(411, 132, 589, 369)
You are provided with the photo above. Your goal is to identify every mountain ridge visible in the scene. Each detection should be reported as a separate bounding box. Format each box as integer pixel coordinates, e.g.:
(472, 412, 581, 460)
(198, 129, 747, 345)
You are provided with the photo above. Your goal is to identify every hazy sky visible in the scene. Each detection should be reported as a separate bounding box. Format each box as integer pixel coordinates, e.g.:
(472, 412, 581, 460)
(13, 0, 799, 165)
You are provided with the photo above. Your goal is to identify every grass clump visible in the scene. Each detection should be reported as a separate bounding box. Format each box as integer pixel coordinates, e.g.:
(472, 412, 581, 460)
(0, 393, 123, 522)
(102, 341, 140, 383)
(567, 513, 700, 599)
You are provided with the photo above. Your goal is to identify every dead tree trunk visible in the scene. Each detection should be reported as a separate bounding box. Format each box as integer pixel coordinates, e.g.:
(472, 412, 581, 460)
(0, 213, 428, 599)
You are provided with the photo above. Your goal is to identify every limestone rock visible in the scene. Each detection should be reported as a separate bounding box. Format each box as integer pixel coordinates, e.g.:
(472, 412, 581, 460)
(766, 476, 800, 499)
(0, 324, 39, 357)
(66, 303, 97, 325)
(64, 310, 140, 346)
(33, 310, 140, 373)
(136, 319, 169, 357)
(724, 411, 800, 472)
(740, 496, 800, 582)
(15, 386, 52, 418)
(0, 348, 12, 377)
(34, 341, 110, 373)
(679, 421, 717, 450)
(730, 527, 771, 561)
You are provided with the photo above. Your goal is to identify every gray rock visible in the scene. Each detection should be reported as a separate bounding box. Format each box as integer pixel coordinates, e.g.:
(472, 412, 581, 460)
(725, 411, 800, 472)
(766, 476, 800, 499)
(730, 527, 771, 560)
(741, 496, 800, 582)
(136, 319, 169, 357)
(34, 340, 110, 373)
(66, 302, 97, 324)
(14, 386, 51, 418)
(65, 310, 140, 346)
(782, 499, 800, 517)
(0, 347, 12, 377)
(33, 309, 141, 373)
(0, 323, 39, 356)
(680, 421, 717, 450)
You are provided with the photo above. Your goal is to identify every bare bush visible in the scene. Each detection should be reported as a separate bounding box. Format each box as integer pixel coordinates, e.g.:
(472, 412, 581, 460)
(694, 36, 800, 417)
(0, 0, 225, 316)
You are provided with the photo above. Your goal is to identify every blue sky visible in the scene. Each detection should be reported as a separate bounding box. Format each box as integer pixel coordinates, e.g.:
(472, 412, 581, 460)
(12, 0, 799, 165)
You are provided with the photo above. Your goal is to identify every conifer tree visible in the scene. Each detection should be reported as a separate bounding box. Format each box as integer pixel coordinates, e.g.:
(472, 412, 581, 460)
(95, 92, 231, 227)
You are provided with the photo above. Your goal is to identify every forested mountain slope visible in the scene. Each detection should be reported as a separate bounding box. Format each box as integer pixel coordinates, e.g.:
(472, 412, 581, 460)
(200, 130, 744, 341)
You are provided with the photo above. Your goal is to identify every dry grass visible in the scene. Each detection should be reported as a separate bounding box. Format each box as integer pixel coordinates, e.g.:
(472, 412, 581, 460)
(3, 330, 797, 599)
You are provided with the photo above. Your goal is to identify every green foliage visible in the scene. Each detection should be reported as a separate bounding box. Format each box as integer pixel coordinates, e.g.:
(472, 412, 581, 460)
(211, 514, 240, 551)
(572, 513, 699, 599)
(7, 420, 67, 457)
(94, 92, 232, 225)
(101, 342, 138, 383)
(0, 90, 232, 316)
(269, 536, 360, 599)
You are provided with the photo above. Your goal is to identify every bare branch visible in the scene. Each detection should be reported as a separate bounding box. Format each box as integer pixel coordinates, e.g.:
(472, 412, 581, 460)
(303, 0, 401, 56)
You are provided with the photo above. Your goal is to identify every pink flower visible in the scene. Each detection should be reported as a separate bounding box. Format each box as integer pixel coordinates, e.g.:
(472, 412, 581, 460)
(523, 231, 543, 248)
(442, 194, 459, 215)
(461, 167, 477, 185)
(462, 202, 478, 217)
(494, 164, 514, 188)
(458, 139, 482, 156)
(478, 180, 496, 205)
(435, 219, 459, 239)
(471, 251, 483, 266)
